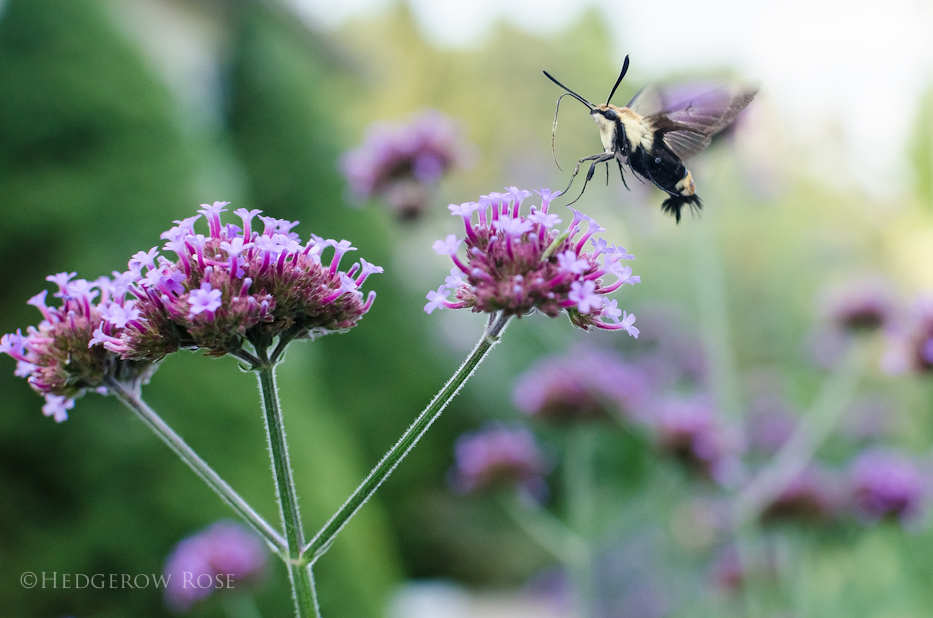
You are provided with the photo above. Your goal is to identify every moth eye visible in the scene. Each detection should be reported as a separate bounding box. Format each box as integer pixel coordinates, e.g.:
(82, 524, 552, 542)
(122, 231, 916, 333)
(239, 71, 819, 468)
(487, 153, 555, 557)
(603, 109, 618, 121)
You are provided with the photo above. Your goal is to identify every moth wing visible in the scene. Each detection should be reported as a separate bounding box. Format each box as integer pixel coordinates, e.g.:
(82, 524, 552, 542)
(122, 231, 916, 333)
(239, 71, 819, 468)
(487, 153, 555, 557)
(662, 130, 711, 161)
(626, 84, 664, 116)
(655, 85, 758, 137)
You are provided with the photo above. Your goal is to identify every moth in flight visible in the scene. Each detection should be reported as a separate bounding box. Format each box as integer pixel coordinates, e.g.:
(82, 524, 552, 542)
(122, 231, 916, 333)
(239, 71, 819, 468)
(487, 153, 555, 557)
(543, 56, 758, 222)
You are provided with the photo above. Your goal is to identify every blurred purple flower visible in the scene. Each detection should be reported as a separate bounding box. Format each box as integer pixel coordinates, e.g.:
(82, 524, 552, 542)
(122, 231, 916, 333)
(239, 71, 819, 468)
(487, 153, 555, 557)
(883, 295, 933, 375)
(451, 424, 548, 495)
(512, 346, 651, 422)
(848, 448, 929, 525)
(163, 520, 268, 613)
(821, 277, 896, 333)
(426, 189, 640, 333)
(760, 465, 843, 524)
(647, 395, 741, 483)
(340, 110, 475, 219)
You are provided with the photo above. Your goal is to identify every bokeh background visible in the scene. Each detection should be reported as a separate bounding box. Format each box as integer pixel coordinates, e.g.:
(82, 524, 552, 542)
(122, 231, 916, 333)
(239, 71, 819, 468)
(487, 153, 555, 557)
(2, 0, 933, 616)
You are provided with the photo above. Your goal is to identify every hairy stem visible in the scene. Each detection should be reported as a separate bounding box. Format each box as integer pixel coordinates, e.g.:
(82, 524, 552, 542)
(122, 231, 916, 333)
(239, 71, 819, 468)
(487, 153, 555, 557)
(500, 492, 587, 563)
(566, 425, 598, 618)
(107, 379, 286, 554)
(302, 312, 512, 561)
(255, 354, 318, 618)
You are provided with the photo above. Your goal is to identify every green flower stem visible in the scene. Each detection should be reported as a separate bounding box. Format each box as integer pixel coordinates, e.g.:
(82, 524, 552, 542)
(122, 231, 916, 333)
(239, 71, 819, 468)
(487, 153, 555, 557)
(222, 593, 264, 618)
(566, 425, 598, 618)
(255, 354, 318, 618)
(500, 492, 587, 564)
(689, 211, 742, 421)
(734, 341, 866, 523)
(107, 378, 286, 554)
(301, 312, 512, 562)
(688, 215, 757, 614)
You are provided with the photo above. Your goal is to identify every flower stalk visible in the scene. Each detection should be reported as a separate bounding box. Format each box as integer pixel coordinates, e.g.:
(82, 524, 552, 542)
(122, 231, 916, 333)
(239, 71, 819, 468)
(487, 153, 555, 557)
(302, 312, 511, 561)
(734, 341, 867, 523)
(106, 378, 287, 554)
(254, 347, 319, 618)
(566, 425, 598, 618)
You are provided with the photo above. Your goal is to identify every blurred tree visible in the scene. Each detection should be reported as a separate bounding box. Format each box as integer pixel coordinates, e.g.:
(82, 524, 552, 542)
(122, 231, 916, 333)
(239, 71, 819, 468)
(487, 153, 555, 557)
(0, 0, 202, 616)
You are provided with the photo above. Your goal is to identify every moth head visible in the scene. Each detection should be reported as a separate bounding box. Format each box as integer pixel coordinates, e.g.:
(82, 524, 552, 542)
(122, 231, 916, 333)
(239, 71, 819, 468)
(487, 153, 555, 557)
(591, 104, 619, 122)
(591, 104, 620, 132)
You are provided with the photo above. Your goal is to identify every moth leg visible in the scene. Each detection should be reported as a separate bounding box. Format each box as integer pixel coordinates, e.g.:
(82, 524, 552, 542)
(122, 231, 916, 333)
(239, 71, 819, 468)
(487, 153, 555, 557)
(566, 153, 616, 206)
(562, 153, 609, 197)
(617, 159, 630, 191)
(617, 125, 644, 184)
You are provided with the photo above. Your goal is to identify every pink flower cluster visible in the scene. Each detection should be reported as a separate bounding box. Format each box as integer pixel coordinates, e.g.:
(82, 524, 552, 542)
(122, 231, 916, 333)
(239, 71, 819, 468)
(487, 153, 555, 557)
(648, 395, 741, 483)
(1, 202, 381, 421)
(425, 188, 640, 334)
(93, 202, 381, 360)
(512, 345, 651, 422)
(451, 424, 548, 495)
(340, 110, 474, 218)
(163, 520, 268, 612)
(883, 295, 933, 375)
(849, 448, 929, 524)
(0, 273, 157, 422)
(821, 277, 896, 333)
(760, 466, 843, 524)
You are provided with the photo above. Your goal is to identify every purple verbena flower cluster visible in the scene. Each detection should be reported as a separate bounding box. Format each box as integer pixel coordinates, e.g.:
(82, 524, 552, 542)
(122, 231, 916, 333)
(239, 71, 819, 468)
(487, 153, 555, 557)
(93, 202, 381, 360)
(425, 188, 640, 333)
(822, 278, 895, 333)
(760, 466, 842, 524)
(451, 423, 548, 495)
(1, 202, 381, 421)
(163, 520, 268, 612)
(340, 110, 474, 219)
(647, 395, 741, 484)
(0, 273, 157, 421)
(883, 295, 933, 375)
(848, 448, 929, 524)
(512, 345, 650, 422)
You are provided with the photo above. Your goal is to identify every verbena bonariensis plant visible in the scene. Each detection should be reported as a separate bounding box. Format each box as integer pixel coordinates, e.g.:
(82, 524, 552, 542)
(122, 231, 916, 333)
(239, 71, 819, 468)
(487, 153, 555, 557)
(1, 191, 639, 617)
(340, 109, 475, 220)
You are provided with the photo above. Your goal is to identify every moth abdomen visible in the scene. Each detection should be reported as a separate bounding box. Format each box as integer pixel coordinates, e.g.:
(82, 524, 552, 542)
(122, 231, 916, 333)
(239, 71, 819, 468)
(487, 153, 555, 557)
(661, 194, 702, 224)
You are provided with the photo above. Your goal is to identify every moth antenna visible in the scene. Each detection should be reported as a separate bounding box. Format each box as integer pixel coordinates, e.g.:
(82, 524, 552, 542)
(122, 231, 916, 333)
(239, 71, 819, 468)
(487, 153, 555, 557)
(551, 93, 578, 172)
(542, 70, 596, 110)
(606, 55, 630, 104)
